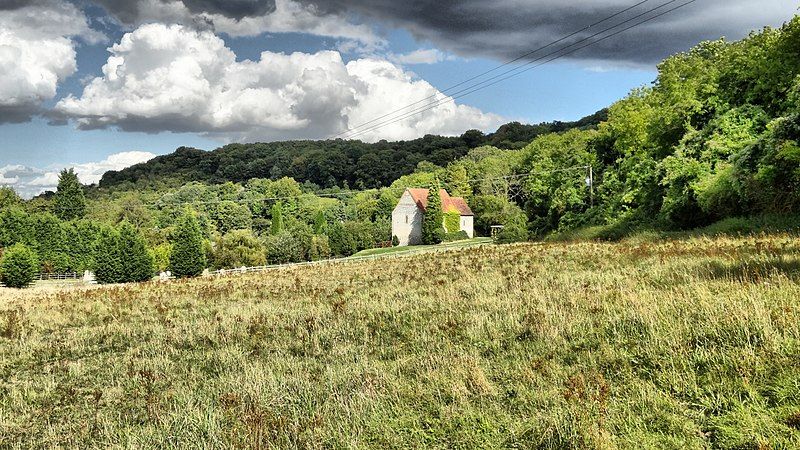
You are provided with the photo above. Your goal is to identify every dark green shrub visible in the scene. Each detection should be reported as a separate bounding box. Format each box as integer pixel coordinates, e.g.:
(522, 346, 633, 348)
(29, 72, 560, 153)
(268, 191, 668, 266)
(0, 208, 33, 248)
(391, 235, 400, 247)
(94, 227, 124, 284)
(118, 222, 154, 282)
(443, 230, 469, 242)
(170, 211, 207, 278)
(0, 243, 39, 289)
(328, 220, 381, 257)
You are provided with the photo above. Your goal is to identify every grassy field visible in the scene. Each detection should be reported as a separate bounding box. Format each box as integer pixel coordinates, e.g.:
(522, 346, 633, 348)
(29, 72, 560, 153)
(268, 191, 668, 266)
(1, 235, 800, 449)
(349, 237, 492, 258)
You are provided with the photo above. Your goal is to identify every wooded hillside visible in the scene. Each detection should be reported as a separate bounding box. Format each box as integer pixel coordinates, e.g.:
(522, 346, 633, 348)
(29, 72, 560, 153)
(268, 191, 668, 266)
(96, 113, 606, 192)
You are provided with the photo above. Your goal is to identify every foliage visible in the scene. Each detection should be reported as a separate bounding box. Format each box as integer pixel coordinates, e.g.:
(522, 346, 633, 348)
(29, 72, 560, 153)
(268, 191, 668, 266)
(264, 231, 306, 265)
(391, 235, 400, 247)
(212, 201, 252, 234)
(442, 230, 469, 242)
(98, 113, 606, 192)
(212, 230, 266, 269)
(62, 220, 100, 273)
(517, 129, 597, 234)
(0, 243, 38, 288)
(493, 213, 529, 244)
(0, 187, 21, 210)
(443, 211, 461, 234)
(309, 234, 331, 261)
(93, 223, 153, 284)
(0, 207, 33, 249)
(93, 227, 124, 284)
(170, 211, 207, 278)
(118, 222, 154, 283)
(313, 210, 328, 234)
(150, 243, 172, 273)
(327, 220, 384, 257)
(270, 202, 284, 235)
(53, 168, 86, 221)
(30, 213, 67, 273)
(421, 185, 444, 245)
(469, 195, 527, 237)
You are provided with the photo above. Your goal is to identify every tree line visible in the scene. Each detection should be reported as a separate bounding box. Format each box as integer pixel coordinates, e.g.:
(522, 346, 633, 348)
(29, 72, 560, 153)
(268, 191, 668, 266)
(95, 113, 605, 192)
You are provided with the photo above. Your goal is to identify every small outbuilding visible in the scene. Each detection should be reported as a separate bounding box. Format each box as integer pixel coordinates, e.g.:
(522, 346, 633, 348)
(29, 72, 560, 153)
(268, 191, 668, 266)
(391, 188, 474, 246)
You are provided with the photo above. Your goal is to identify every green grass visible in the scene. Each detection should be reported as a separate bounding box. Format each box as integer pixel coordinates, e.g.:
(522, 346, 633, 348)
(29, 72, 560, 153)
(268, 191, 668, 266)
(349, 237, 491, 258)
(1, 235, 799, 448)
(547, 213, 800, 243)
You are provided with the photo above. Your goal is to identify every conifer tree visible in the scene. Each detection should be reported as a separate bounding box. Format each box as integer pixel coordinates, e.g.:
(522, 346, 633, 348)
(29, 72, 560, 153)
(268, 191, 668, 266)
(0, 243, 39, 289)
(53, 168, 86, 221)
(94, 227, 124, 284)
(270, 202, 284, 235)
(118, 222, 154, 282)
(170, 210, 206, 278)
(421, 182, 445, 245)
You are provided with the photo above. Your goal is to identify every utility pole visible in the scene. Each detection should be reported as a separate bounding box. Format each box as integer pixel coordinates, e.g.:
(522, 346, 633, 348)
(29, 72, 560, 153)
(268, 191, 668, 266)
(587, 165, 594, 208)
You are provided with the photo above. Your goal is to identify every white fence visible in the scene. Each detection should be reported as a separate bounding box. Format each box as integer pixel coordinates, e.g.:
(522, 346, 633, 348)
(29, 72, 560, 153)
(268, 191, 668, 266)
(37, 272, 80, 281)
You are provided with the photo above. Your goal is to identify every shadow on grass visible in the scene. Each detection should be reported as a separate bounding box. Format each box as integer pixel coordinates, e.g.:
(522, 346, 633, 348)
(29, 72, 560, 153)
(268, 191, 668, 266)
(701, 257, 800, 282)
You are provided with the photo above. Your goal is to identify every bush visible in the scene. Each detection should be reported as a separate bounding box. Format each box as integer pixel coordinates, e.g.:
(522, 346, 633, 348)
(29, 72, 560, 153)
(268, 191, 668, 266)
(149, 243, 172, 273)
(310, 235, 331, 261)
(391, 235, 400, 247)
(264, 231, 306, 264)
(494, 213, 529, 244)
(94, 224, 154, 284)
(212, 230, 265, 269)
(170, 211, 207, 278)
(0, 243, 39, 288)
(328, 220, 381, 257)
(443, 230, 469, 242)
(94, 227, 125, 284)
(118, 222, 154, 283)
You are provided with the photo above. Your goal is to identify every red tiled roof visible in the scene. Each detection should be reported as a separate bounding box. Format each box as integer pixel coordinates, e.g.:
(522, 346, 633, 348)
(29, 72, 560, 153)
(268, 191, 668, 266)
(407, 188, 474, 216)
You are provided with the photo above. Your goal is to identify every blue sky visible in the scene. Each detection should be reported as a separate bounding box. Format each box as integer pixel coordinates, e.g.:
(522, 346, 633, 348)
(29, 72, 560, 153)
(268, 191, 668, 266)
(0, 0, 796, 195)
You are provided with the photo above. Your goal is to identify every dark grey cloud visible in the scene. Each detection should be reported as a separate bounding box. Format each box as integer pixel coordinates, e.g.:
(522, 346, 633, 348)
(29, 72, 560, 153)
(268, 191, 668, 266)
(298, 0, 799, 66)
(91, 0, 276, 24)
(0, 105, 41, 125)
(0, 0, 38, 9)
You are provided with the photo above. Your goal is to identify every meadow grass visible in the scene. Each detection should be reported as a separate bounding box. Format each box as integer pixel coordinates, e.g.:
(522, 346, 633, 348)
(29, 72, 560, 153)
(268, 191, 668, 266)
(349, 237, 491, 258)
(1, 235, 799, 449)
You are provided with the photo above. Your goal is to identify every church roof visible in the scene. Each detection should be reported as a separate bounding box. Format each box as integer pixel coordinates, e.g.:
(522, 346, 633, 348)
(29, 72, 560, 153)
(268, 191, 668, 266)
(407, 188, 474, 216)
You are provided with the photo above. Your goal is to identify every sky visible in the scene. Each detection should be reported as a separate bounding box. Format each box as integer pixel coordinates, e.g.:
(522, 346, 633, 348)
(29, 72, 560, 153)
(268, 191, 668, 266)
(0, 0, 797, 197)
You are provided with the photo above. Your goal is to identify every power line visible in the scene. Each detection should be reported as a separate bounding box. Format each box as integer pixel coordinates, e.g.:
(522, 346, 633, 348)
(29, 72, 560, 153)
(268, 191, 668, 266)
(339, 0, 697, 141)
(329, 0, 656, 140)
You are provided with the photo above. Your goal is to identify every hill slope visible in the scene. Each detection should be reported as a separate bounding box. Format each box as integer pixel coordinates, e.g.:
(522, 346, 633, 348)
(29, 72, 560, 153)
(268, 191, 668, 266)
(98, 112, 606, 191)
(2, 235, 799, 448)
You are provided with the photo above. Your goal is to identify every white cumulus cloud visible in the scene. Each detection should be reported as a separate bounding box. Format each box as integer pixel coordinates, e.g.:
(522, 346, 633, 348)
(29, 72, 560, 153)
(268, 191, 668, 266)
(0, 151, 156, 198)
(0, 0, 102, 123)
(387, 49, 453, 65)
(55, 23, 504, 142)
